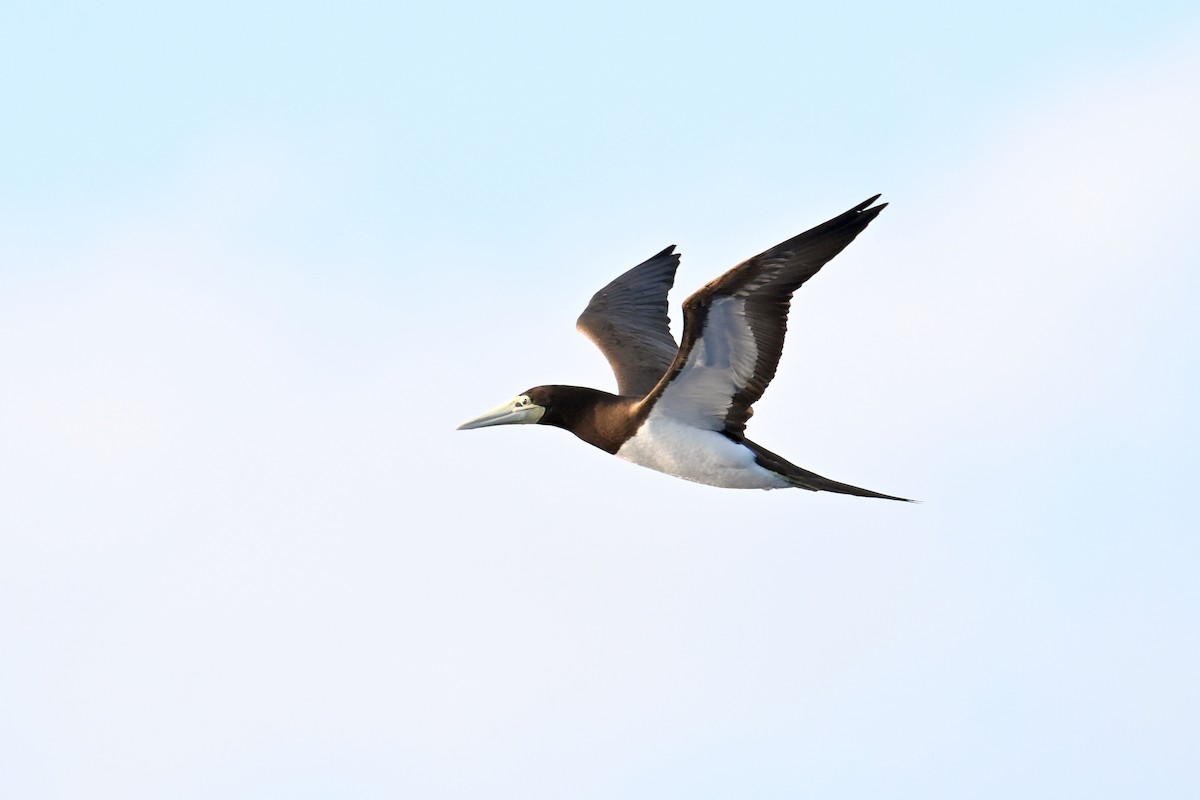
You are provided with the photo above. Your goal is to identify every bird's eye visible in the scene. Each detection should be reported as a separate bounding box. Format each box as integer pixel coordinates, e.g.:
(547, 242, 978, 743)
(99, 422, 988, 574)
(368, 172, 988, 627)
(518, 397, 529, 406)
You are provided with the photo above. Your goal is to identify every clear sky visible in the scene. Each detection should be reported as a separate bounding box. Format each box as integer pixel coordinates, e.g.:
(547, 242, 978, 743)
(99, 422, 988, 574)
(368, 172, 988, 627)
(3, 2, 1199, 798)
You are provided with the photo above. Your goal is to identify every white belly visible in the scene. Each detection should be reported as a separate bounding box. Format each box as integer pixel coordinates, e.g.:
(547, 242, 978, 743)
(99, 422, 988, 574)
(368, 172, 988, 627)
(615, 414, 791, 490)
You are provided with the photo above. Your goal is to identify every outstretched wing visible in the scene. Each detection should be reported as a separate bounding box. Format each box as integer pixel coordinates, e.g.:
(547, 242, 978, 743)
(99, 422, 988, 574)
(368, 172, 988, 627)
(577, 245, 682, 397)
(638, 196, 886, 439)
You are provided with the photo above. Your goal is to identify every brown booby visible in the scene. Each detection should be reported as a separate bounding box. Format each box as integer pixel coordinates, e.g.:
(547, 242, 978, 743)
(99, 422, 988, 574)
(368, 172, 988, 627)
(458, 195, 909, 500)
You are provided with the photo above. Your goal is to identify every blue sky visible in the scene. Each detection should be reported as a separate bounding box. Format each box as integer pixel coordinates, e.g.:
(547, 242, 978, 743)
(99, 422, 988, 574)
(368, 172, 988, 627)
(3, 2, 1199, 798)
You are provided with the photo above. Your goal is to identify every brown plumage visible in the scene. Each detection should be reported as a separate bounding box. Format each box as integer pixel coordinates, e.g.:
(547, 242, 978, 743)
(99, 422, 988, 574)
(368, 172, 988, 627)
(459, 195, 910, 499)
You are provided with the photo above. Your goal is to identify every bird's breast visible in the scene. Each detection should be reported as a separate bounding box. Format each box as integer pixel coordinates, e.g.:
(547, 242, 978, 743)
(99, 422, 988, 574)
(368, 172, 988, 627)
(614, 412, 790, 490)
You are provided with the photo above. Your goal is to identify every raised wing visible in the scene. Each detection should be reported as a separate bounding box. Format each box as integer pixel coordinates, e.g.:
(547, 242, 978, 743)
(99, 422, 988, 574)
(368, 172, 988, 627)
(639, 196, 886, 439)
(577, 245, 682, 397)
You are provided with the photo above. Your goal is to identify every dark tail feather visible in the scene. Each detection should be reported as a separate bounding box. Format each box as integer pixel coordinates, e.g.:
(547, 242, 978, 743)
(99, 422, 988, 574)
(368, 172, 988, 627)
(781, 467, 913, 502)
(744, 439, 914, 502)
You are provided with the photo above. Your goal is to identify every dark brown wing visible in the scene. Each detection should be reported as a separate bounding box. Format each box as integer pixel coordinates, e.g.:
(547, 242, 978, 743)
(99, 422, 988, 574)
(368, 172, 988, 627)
(638, 196, 886, 439)
(577, 245, 681, 397)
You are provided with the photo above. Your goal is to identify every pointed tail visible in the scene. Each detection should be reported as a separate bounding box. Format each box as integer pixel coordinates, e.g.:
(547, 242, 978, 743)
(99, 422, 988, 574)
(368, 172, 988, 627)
(744, 439, 914, 502)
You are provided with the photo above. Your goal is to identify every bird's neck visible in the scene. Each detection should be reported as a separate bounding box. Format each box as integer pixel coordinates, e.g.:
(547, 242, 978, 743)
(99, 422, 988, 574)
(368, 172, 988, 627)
(542, 386, 641, 455)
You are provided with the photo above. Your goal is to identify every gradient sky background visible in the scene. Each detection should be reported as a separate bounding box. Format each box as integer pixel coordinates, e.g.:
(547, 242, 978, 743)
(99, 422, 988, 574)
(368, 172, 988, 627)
(3, 2, 1199, 798)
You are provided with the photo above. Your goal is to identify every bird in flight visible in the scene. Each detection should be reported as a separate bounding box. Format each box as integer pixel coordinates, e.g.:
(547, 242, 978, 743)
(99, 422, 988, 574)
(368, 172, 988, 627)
(458, 195, 909, 500)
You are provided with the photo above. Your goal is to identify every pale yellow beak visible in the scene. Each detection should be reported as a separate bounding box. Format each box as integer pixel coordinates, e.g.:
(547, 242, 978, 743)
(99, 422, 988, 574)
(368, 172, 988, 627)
(456, 395, 545, 430)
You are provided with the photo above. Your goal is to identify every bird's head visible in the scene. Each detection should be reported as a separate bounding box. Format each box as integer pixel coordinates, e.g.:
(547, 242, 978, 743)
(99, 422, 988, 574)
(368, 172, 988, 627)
(456, 385, 614, 433)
